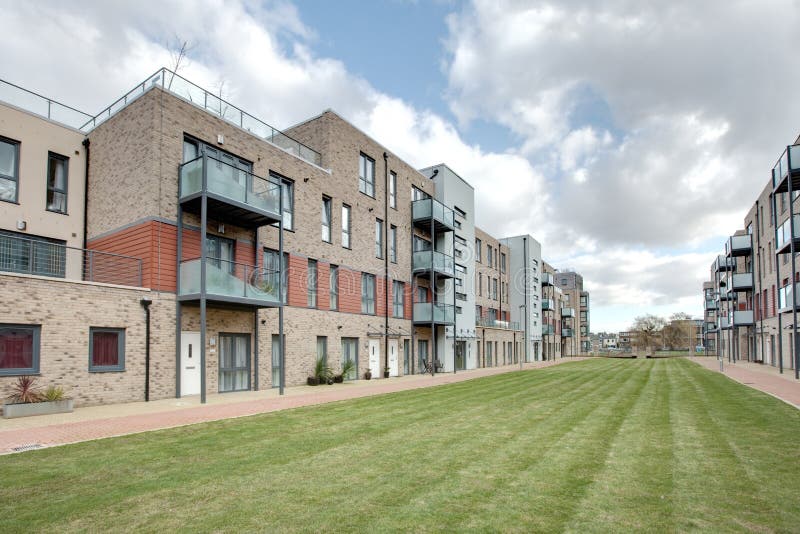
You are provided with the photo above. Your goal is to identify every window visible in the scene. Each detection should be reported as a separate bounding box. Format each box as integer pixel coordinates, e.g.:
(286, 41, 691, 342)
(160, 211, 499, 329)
(389, 225, 397, 263)
(412, 185, 428, 201)
(476, 238, 482, 262)
(359, 153, 375, 197)
(341, 338, 359, 380)
(330, 265, 339, 311)
(413, 235, 431, 252)
(0, 137, 20, 203)
(362, 273, 376, 314)
(206, 234, 234, 273)
(501, 252, 506, 273)
(417, 340, 429, 373)
(278, 177, 294, 230)
(487, 245, 493, 267)
(455, 235, 467, 247)
(0, 324, 40, 375)
(0, 230, 66, 278)
(476, 305, 482, 318)
(307, 259, 317, 308)
(492, 278, 498, 300)
(263, 248, 287, 303)
(317, 336, 327, 366)
(478, 273, 482, 296)
(89, 327, 125, 372)
(46, 152, 68, 213)
(321, 196, 332, 242)
(417, 286, 428, 302)
(389, 171, 397, 209)
(393, 280, 404, 318)
(375, 219, 384, 259)
(342, 204, 351, 248)
(271, 334, 283, 388)
(454, 206, 466, 218)
(219, 333, 249, 392)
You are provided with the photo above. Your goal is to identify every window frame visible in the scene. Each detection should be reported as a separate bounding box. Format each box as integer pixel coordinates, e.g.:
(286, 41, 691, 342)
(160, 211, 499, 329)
(321, 195, 332, 243)
(375, 218, 384, 259)
(330, 265, 339, 311)
(46, 151, 69, 214)
(307, 259, 318, 308)
(393, 280, 404, 318)
(263, 248, 288, 304)
(0, 137, 20, 204)
(389, 224, 397, 263)
(362, 273, 376, 314)
(88, 327, 126, 373)
(475, 238, 482, 262)
(0, 324, 41, 376)
(0, 230, 66, 278)
(341, 204, 351, 249)
(389, 171, 397, 209)
(359, 153, 376, 198)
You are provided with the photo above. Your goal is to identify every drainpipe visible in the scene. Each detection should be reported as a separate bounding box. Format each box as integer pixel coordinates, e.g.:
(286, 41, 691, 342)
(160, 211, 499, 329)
(383, 152, 389, 377)
(81, 138, 90, 250)
(140, 298, 152, 401)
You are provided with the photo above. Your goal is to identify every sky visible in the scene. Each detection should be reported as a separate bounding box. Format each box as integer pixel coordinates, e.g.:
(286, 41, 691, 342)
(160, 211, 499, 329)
(2, 0, 800, 332)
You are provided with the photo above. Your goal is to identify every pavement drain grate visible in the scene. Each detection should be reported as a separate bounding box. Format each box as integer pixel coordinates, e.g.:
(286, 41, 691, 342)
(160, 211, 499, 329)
(12, 443, 43, 452)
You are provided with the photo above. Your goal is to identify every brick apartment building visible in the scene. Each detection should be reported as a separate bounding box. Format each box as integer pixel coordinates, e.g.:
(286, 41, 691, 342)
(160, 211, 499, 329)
(0, 69, 590, 407)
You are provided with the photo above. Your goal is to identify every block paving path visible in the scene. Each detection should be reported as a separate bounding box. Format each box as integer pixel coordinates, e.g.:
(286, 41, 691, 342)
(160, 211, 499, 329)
(0, 358, 583, 454)
(688, 356, 800, 408)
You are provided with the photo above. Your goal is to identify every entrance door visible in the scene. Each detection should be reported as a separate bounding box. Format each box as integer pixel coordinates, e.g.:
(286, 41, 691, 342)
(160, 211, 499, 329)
(368, 339, 381, 377)
(219, 333, 250, 393)
(180, 331, 201, 396)
(403, 340, 410, 375)
(388, 339, 399, 377)
(455, 341, 466, 370)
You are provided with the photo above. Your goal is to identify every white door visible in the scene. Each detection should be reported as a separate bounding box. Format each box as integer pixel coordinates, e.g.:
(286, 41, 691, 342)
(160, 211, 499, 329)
(388, 339, 399, 377)
(181, 331, 201, 396)
(368, 339, 381, 378)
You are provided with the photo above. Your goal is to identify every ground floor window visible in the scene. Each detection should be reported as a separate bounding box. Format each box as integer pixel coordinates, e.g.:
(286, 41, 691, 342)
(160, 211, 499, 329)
(455, 341, 466, 370)
(0, 324, 40, 375)
(89, 327, 125, 372)
(219, 333, 250, 392)
(486, 341, 493, 367)
(341, 338, 358, 380)
(317, 336, 327, 365)
(417, 340, 428, 372)
(271, 334, 283, 388)
(403, 339, 410, 374)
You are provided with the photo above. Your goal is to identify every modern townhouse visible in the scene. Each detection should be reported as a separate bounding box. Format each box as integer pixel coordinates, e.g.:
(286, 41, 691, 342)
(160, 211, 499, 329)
(0, 68, 591, 409)
(703, 134, 800, 376)
(554, 271, 584, 357)
(541, 261, 564, 359)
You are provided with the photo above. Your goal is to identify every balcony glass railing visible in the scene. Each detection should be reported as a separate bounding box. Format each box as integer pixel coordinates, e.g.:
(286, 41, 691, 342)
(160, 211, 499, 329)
(562, 328, 574, 337)
(81, 68, 322, 166)
(715, 255, 735, 271)
(477, 318, 521, 330)
(772, 145, 800, 189)
(731, 272, 754, 291)
(542, 324, 555, 335)
(541, 272, 555, 286)
(726, 234, 752, 256)
(541, 298, 555, 310)
(413, 302, 455, 324)
(412, 250, 455, 276)
(562, 307, 576, 318)
(778, 282, 800, 310)
(732, 310, 754, 326)
(180, 154, 281, 216)
(705, 299, 718, 311)
(719, 316, 730, 329)
(411, 198, 455, 228)
(775, 214, 800, 252)
(0, 78, 94, 130)
(179, 257, 280, 303)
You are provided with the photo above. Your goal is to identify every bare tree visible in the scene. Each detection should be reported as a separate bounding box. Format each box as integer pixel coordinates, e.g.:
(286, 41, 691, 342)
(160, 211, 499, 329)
(167, 36, 194, 89)
(631, 314, 667, 355)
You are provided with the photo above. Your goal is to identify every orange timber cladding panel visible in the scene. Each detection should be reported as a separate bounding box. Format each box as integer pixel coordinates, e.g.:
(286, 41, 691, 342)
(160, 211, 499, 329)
(88, 221, 403, 317)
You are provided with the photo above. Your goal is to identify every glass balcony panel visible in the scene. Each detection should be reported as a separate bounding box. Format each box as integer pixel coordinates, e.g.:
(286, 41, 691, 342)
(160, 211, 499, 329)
(791, 145, 800, 171)
(541, 298, 555, 310)
(731, 272, 753, 290)
(413, 250, 454, 276)
(413, 302, 455, 323)
(411, 198, 454, 229)
(775, 215, 800, 251)
(179, 258, 280, 303)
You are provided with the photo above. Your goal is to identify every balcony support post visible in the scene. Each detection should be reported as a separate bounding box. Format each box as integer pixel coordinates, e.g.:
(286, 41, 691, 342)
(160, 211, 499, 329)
(279, 187, 285, 395)
(773, 191, 784, 374)
(200, 153, 208, 404)
(789, 148, 800, 379)
(175, 203, 183, 398)
(431, 214, 435, 376)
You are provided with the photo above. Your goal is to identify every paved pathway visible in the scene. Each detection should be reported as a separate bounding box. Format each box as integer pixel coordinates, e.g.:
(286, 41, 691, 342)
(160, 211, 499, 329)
(0, 358, 584, 454)
(687, 356, 800, 408)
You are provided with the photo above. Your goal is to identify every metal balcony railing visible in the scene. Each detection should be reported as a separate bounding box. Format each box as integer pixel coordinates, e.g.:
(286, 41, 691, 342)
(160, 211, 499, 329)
(476, 318, 521, 330)
(80, 68, 322, 167)
(726, 234, 752, 256)
(0, 233, 143, 287)
(715, 255, 735, 271)
(0, 78, 94, 130)
(413, 302, 455, 324)
(412, 250, 454, 276)
(180, 154, 281, 216)
(542, 324, 555, 335)
(775, 214, 800, 253)
(772, 144, 800, 190)
(561, 307, 576, 318)
(541, 272, 554, 286)
(778, 282, 800, 311)
(541, 298, 555, 310)
(179, 257, 280, 303)
(411, 197, 454, 228)
(562, 328, 574, 337)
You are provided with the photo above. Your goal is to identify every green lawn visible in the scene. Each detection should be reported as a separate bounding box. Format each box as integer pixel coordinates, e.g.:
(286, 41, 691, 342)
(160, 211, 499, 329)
(2, 358, 799, 532)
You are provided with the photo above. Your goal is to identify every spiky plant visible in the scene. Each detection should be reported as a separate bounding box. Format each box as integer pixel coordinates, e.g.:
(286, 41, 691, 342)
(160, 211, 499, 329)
(8, 376, 42, 404)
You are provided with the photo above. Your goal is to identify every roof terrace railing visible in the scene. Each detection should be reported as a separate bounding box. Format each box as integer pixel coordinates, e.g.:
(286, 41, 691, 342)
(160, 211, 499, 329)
(0, 79, 94, 130)
(80, 68, 322, 167)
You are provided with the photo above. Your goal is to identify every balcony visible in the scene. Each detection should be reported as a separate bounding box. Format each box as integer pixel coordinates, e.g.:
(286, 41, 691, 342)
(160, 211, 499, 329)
(704, 322, 718, 333)
(412, 250, 455, 279)
(775, 214, 800, 255)
(715, 255, 735, 272)
(477, 318, 521, 330)
(82, 68, 322, 166)
(542, 324, 555, 335)
(705, 299, 718, 311)
(725, 234, 752, 257)
(541, 298, 555, 311)
(412, 198, 454, 233)
(771, 144, 800, 193)
(179, 257, 281, 308)
(730, 272, 754, 292)
(732, 310, 754, 326)
(541, 272, 555, 286)
(719, 316, 731, 330)
(179, 154, 282, 229)
(413, 302, 455, 325)
(562, 328, 574, 338)
(718, 288, 734, 301)
(778, 282, 800, 312)
(561, 307, 576, 318)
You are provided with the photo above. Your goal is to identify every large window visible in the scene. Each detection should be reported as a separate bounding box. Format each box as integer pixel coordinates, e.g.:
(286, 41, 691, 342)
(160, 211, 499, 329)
(277, 177, 294, 230)
(417, 340, 428, 373)
(271, 334, 283, 388)
(389, 171, 397, 209)
(341, 338, 359, 380)
(0, 137, 20, 203)
(362, 273, 376, 314)
(500, 252, 506, 273)
(475, 238, 482, 262)
(307, 259, 317, 308)
(375, 219, 383, 259)
(389, 225, 397, 263)
(359, 153, 375, 197)
(492, 278, 498, 300)
(321, 196, 332, 243)
(218, 333, 249, 392)
(487, 245, 493, 267)
(393, 280, 404, 318)
(342, 204, 351, 248)
(46, 152, 69, 214)
(330, 265, 339, 311)
(0, 230, 66, 278)
(206, 234, 235, 273)
(263, 248, 287, 303)
(412, 186, 428, 201)
(0, 324, 40, 375)
(89, 327, 125, 372)
(317, 336, 327, 366)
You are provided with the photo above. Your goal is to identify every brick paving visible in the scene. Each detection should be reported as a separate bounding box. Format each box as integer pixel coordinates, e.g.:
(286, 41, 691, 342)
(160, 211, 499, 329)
(0, 358, 583, 454)
(687, 356, 800, 409)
